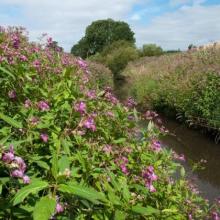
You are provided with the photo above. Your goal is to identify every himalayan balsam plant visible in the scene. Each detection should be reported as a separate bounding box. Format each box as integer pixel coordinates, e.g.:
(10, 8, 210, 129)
(0, 27, 219, 219)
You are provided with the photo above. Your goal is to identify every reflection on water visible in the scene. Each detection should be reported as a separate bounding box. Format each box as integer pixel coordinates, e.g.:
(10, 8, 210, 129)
(114, 79, 220, 202)
(160, 117, 220, 202)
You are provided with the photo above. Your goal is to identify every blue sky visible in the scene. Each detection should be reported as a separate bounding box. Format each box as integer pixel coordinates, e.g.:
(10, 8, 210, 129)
(0, 0, 220, 51)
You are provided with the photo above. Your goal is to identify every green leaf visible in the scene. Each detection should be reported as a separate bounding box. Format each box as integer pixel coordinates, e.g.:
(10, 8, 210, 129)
(13, 180, 49, 206)
(58, 184, 107, 204)
(113, 138, 126, 144)
(61, 138, 71, 155)
(0, 112, 22, 128)
(114, 210, 126, 220)
(0, 135, 11, 145)
(58, 155, 70, 173)
(33, 196, 56, 220)
(131, 205, 160, 216)
(35, 161, 50, 170)
(0, 65, 15, 80)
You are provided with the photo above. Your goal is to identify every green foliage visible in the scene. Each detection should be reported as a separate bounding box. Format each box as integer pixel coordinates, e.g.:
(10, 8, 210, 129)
(91, 40, 139, 77)
(139, 44, 163, 57)
(33, 196, 56, 220)
(71, 19, 135, 58)
(71, 37, 90, 58)
(123, 49, 220, 131)
(0, 27, 216, 219)
(13, 180, 49, 206)
(105, 45, 139, 76)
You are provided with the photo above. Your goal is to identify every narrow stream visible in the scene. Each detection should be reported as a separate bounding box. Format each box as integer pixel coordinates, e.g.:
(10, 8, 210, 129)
(114, 79, 220, 202)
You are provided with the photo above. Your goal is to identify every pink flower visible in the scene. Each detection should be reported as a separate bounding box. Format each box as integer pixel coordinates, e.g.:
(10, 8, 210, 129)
(126, 97, 137, 108)
(14, 156, 26, 172)
(142, 166, 157, 192)
(56, 203, 64, 214)
(11, 169, 24, 178)
(2, 145, 14, 163)
(146, 183, 156, 192)
(103, 145, 112, 153)
(40, 133, 49, 143)
(105, 92, 118, 105)
(83, 117, 96, 131)
(33, 60, 41, 68)
(120, 164, 129, 175)
(2, 152, 14, 163)
(29, 117, 40, 126)
(74, 101, 86, 114)
(151, 140, 162, 152)
(12, 34, 20, 49)
(23, 175, 30, 184)
(86, 90, 96, 99)
(8, 90, 16, 99)
(38, 101, 50, 111)
(76, 58, 88, 70)
(24, 99, 32, 108)
(20, 55, 28, 62)
(212, 212, 220, 220)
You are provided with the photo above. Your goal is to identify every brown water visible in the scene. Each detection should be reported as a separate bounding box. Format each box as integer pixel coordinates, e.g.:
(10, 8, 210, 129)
(114, 79, 220, 202)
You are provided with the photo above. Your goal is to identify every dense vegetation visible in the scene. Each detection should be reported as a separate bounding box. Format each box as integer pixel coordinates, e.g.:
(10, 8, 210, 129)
(1, 27, 220, 219)
(90, 40, 139, 77)
(71, 19, 135, 59)
(122, 49, 220, 134)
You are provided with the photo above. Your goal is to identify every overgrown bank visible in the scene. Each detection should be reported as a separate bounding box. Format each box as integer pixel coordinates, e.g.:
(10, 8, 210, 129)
(122, 49, 220, 135)
(1, 27, 220, 219)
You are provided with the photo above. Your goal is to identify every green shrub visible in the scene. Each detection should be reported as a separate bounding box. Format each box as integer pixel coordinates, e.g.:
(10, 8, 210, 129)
(139, 44, 163, 57)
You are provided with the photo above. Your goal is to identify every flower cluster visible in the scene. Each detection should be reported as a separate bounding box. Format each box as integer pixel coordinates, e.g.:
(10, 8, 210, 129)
(115, 156, 129, 175)
(8, 90, 16, 99)
(125, 97, 137, 108)
(1, 145, 30, 184)
(142, 166, 158, 192)
(74, 101, 86, 115)
(150, 140, 162, 152)
(76, 58, 88, 73)
(83, 117, 96, 131)
(38, 100, 50, 111)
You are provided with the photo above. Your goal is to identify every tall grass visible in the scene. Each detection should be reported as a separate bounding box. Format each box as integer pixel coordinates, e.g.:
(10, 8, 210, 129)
(122, 48, 220, 132)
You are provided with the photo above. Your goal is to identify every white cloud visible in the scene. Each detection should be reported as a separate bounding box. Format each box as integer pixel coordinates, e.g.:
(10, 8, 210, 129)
(0, 1, 220, 51)
(134, 4, 220, 50)
(0, 0, 140, 51)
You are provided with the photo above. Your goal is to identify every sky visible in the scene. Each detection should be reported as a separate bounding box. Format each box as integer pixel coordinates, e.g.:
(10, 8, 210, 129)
(0, 0, 220, 51)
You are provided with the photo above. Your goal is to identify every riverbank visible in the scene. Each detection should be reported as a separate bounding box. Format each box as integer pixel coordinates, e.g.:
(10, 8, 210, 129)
(114, 78, 220, 203)
(121, 49, 220, 138)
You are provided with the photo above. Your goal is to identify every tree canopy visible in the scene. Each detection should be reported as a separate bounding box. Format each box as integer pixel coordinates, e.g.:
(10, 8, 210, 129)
(71, 19, 135, 58)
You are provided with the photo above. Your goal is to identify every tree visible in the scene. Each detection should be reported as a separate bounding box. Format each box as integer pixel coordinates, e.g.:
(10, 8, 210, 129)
(139, 44, 163, 57)
(71, 19, 135, 58)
